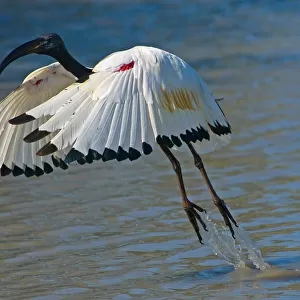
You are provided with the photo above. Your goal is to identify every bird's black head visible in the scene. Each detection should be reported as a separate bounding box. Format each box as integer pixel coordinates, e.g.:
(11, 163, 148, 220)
(33, 33, 65, 54)
(0, 33, 66, 74)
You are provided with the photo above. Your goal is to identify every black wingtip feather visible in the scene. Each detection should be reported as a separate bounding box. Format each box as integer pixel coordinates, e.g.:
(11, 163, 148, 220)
(162, 135, 174, 148)
(116, 146, 129, 161)
(51, 156, 60, 167)
(208, 121, 231, 136)
(9, 113, 35, 125)
(35, 166, 44, 177)
(44, 162, 54, 174)
(37, 142, 58, 156)
(65, 148, 84, 164)
(24, 128, 51, 143)
(85, 156, 94, 164)
(197, 126, 210, 141)
(86, 149, 102, 161)
(77, 158, 86, 165)
(186, 130, 197, 143)
(142, 142, 152, 155)
(85, 150, 95, 163)
(171, 135, 182, 147)
(128, 148, 141, 161)
(59, 160, 68, 170)
(12, 165, 24, 177)
(24, 166, 35, 177)
(1, 164, 11, 176)
(102, 148, 117, 162)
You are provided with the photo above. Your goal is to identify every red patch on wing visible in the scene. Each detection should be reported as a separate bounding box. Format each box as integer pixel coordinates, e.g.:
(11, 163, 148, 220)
(34, 79, 43, 86)
(116, 61, 135, 72)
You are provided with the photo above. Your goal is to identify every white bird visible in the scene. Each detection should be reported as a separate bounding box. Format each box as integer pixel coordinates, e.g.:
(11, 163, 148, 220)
(0, 33, 238, 243)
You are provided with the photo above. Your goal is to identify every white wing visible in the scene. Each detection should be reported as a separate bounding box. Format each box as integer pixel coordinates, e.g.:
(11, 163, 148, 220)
(0, 62, 76, 177)
(11, 46, 231, 168)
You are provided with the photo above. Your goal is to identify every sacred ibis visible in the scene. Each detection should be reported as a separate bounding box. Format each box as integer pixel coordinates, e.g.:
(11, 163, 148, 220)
(0, 33, 238, 243)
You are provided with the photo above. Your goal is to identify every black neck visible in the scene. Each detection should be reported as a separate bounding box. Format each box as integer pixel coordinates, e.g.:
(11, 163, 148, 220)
(50, 47, 92, 79)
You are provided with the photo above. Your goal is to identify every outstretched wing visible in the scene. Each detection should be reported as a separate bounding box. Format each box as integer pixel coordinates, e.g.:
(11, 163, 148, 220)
(10, 46, 231, 170)
(0, 62, 76, 177)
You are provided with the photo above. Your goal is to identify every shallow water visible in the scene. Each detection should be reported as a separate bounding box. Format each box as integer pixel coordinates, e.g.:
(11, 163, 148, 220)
(1, 0, 300, 299)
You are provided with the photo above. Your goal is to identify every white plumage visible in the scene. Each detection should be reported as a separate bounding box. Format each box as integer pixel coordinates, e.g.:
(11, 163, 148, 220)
(0, 62, 76, 176)
(4, 46, 230, 171)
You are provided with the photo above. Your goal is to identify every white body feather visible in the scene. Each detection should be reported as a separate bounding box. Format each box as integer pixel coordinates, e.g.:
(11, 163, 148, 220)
(1, 46, 231, 177)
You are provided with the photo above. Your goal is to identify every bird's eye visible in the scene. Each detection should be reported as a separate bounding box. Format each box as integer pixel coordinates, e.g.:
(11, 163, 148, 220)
(43, 41, 54, 49)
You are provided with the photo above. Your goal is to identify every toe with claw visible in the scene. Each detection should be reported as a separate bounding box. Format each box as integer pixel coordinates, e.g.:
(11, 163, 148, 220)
(214, 196, 238, 238)
(184, 201, 208, 244)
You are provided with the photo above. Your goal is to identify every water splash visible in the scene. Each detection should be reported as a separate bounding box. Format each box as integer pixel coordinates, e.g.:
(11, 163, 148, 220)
(198, 212, 270, 271)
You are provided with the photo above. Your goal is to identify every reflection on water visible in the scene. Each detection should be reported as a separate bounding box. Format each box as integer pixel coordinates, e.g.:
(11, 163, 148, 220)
(1, 0, 300, 299)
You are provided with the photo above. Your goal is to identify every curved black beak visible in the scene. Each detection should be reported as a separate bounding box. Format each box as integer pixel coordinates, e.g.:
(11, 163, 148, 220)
(0, 38, 42, 74)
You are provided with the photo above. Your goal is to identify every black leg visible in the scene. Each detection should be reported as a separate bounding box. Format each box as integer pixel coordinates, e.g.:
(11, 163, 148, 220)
(158, 142, 208, 244)
(186, 142, 238, 238)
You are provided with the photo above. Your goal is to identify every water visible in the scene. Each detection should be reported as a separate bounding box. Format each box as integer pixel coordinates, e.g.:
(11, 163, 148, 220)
(198, 212, 269, 270)
(1, 0, 300, 299)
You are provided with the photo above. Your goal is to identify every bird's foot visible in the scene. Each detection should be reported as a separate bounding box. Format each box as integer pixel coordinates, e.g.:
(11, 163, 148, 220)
(184, 200, 208, 244)
(214, 196, 238, 238)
